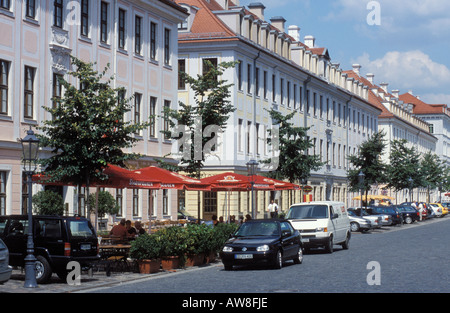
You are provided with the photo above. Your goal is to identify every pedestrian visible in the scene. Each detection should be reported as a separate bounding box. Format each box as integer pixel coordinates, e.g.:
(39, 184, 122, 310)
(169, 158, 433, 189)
(418, 202, 424, 221)
(245, 214, 252, 222)
(268, 200, 278, 218)
(110, 218, 128, 241)
(212, 215, 219, 226)
(134, 221, 146, 235)
(125, 220, 137, 239)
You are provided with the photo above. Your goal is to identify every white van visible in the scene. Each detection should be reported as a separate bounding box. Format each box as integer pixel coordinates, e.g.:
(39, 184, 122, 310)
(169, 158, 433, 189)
(286, 201, 351, 253)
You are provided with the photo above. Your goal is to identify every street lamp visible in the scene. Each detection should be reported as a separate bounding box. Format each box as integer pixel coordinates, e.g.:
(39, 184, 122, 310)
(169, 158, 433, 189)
(21, 126, 40, 288)
(358, 170, 365, 217)
(407, 177, 413, 203)
(247, 159, 258, 219)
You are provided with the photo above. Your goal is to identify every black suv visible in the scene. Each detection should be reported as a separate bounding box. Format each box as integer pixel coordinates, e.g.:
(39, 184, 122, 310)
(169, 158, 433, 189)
(0, 215, 100, 284)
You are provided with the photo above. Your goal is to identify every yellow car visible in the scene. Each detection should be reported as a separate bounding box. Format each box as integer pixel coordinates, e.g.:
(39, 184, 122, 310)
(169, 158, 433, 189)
(430, 203, 448, 217)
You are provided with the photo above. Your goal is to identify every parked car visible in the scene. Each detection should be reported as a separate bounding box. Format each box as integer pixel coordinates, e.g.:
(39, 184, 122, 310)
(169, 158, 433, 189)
(428, 203, 443, 218)
(370, 206, 403, 225)
(0, 215, 100, 284)
(430, 203, 448, 217)
(347, 210, 372, 232)
(220, 219, 303, 270)
(287, 202, 351, 253)
(0, 238, 12, 284)
(348, 208, 382, 229)
(395, 205, 420, 224)
(400, 202, 428, 220)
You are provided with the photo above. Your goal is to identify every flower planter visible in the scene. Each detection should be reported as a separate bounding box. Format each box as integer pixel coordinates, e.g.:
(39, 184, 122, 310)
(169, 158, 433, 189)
(138, 259, 160, 274)
(185, 253, 204, 267)
(206, 251, 217, 263)
(161, 256, 181, 270)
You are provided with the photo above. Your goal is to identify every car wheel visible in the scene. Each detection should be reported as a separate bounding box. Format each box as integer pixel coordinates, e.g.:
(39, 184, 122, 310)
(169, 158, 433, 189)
(293, 247, 303, 264)
(350, 222, 360, 232)
(35, 255, 52, 284)
(324, 236, 333, 254)
(404, 216, 413, 224)
(341, 232, 350, 250)
(273, 250, 282, 269)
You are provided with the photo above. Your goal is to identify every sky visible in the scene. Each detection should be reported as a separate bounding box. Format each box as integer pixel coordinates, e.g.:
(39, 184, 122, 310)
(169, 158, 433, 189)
(239, 0, 450, 105)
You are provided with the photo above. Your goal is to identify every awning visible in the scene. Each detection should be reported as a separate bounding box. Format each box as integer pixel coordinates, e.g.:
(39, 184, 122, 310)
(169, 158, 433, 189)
(254, 176, 300, 190)
(200, 172, 275, 191)
(132, 166, 210, 191)
(352, 195, 395, 201)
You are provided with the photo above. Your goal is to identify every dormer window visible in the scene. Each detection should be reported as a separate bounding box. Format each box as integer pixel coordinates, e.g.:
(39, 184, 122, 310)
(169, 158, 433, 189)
(178, 17, 188, 30)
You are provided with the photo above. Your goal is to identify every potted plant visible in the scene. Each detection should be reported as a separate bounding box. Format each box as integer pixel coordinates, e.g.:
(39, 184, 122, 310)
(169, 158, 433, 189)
(129, 234, 162, 274)
(185, 224, 211, 266)
(157, 226, 187, 270)
(209, 223, 239, 262)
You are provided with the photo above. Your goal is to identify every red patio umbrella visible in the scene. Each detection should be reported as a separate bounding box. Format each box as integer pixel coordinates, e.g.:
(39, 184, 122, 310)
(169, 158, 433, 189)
(254, 176, 301, 191)
(200, 172, 275, 191)
(132, 166, 210, 191)
(445, 192, 450, 197)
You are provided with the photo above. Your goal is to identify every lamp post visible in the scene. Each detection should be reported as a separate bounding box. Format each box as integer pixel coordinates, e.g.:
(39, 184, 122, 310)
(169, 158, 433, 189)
(407, 177, 413, 203)
(247, 159, 258, 219)
(21, 127, 40, 288)
(358, 170, 365, 217)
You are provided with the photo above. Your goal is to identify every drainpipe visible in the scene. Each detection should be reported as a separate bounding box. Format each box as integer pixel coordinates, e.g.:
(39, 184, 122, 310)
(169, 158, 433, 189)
(345, 95, 353, 208)
(301, 76, 312, 201)
(253, 50, 262, 157)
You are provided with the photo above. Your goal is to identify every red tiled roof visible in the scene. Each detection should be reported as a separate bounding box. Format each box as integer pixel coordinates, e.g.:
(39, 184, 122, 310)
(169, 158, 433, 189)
(399, 92, 449, 115)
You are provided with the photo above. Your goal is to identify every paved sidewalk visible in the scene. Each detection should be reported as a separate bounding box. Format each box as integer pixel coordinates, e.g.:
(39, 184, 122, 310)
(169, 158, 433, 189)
(0, 261, 219, 293)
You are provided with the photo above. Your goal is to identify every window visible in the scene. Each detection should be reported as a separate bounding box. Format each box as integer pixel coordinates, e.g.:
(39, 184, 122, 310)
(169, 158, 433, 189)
(24, 66, 35, 119)
(0, 171, 6, 215)
(255, 67, 260, 97)
(134, 15, 142, 55)
(256, 123, 260, 155)
(164, 28, 171, 65)
(148, 190, 154, 217)
(37, 220, 62, 239)
(203, 58, 218, 81)
(100, 2, 108, 43)
(247, 121, 251, 154)
(80, 0, 89, 37)
(0, 0, 10, 10)
(263, 71, 268, 99)
(280, 78, 284, 104)
(134, 92, 141, 128)
(26, 0, 36, 19)
(150, 22, 157, 60)
(118, 8, 126, 49)
(237, 61, 243, 91)
(306, 90, 310, 114)
(77, 187, 86, 217)
(163, 100, 170, 140)
(204, 191, 217, 213)
(313, 92, 317, 116)
(247, 64, 252, 94)
(52, 73, 62, 120)
(178, 59, 186, 90)
(115, 189, 123, 216)
(162, 189, 168, 215)
(238, 119, 243, 152)
(287, 81, 290, 107)
(54, 0, 63, 28)
(149, 96, 157, 138)
(272, 74, 276, 102)
(178, 18, 187, 30)
(0, 59, 9, 115)
(133, 189, 139, 217)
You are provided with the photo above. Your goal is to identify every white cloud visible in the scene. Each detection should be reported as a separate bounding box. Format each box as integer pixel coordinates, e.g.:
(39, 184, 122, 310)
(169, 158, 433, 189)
(353, 50, 450, 104)
(421, 93, 450, 105)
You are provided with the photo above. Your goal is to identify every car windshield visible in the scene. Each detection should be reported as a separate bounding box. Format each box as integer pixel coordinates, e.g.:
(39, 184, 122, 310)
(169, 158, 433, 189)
(287, 205, 328, 219)
(235, 221, 280, 237)
(69, 220, 96, 239)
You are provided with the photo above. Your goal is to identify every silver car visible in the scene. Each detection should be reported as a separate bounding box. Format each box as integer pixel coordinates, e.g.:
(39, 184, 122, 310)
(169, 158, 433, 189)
(349, 208, 382, 229)
(348, 210, 372, 232)
(0, 238, 12, 284)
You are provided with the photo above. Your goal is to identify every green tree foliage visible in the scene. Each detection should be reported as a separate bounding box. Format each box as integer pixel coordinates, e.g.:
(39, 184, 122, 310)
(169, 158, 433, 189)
(347, 131, 388, 195)
(32, 190, 64, 215)
(386, 139, 420, 192)
(419, 151, 446, 202)
(88, 190, 119, 217)
(38, 56, 148, 217)
(263, 109, 324, 183)
(159, 60, 237, 178)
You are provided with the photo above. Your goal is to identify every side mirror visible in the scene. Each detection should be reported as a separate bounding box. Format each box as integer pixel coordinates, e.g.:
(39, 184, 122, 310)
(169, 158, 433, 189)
(332, 213, 339, 219)
(281, 230, 291, 238)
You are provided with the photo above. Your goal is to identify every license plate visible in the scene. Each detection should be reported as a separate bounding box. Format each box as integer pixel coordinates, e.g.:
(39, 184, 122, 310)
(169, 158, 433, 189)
(235, 254, 253, 259)
(80, 243, 91, 250)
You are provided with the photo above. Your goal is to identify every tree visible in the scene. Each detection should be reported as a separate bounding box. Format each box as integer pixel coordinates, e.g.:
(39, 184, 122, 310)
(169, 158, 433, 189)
(88, 190, 119, 217)
(38, 56, 148, 225)
(159, 60, 237, 219)
(419, 151, 446, 202)
(32, 190, 64, 216)
(347, 131, 388, 203)
(262, 109, 324, 184)
(385, 139, 421, 200)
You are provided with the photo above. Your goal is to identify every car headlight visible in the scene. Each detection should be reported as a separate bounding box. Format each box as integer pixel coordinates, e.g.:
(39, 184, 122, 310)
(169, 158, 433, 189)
(256, 245, 270, 252)
(222, 246, 233, 252)
(315, 227, 328, 232)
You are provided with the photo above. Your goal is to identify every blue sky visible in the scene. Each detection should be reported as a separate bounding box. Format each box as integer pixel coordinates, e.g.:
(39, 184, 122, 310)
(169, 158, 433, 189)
(239, 0, 450, 105)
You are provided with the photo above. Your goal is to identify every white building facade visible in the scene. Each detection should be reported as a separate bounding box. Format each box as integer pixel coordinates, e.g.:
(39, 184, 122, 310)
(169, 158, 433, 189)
(0, 0, 188, 222)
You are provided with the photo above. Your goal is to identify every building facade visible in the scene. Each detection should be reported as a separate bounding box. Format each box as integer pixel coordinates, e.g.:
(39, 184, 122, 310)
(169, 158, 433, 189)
(175, 0, 382, 219)
(0, 0, 188, 223)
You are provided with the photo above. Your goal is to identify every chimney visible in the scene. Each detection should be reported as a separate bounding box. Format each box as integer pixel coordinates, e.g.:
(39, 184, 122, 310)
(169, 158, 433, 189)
(288, 25, 300, 42)
(352, 64, 361, 75)
(366, 73, 374, 84)
(248, 2, 265, 20)
(392, 89, 399, 98)
(304, 35, 315, 48)
(380, 82, 388, 93)
(270, 16, 286, 33)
